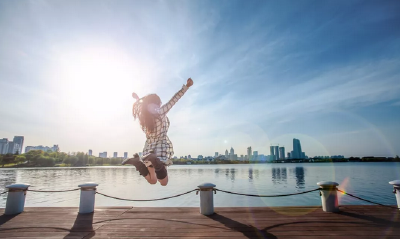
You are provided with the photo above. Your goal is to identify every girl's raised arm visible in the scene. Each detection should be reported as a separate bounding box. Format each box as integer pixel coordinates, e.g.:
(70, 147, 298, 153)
(158, 78, 193, 116)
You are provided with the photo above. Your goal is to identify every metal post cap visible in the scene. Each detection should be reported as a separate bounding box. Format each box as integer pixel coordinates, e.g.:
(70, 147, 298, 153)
(6, 183, 30, 189)
(317, 181, 339, 187)
(198, 183, 216, 189)
(78, 182, 99, 188)
(389, 180, 400, 186)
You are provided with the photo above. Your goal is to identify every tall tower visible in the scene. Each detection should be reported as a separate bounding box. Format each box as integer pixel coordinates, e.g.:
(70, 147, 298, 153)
(274, 146, 279, 160)
(0, 138, 8, 154)
(225, 149, 228, 158)
(230, 147, 234, 160)
(88, 149, 92, 156)
(113, 152, 118, 158)
(253, 151, 258, 161)
(13, 136, 24, 154)
(124, 152, 128, 159)
(270, 146, 274, 160)
(293, 138, 302, 159)
(247, 146, 252, 160)
(279, 147, 285, 160)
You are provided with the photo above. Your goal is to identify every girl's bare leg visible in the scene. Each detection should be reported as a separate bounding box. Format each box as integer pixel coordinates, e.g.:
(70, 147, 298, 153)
(144, 167, 157, 184)
(157, 166, 169, 186)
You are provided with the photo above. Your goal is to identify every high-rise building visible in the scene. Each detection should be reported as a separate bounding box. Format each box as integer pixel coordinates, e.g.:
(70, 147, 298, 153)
(124, 152, 128, 159)
(253, 151, 258, 161)
(247, 146, 252, 160)
(113, 152, 117, 158)
(7, 142, 20, 154)
(270, 146, 275, 160)
(88, 150, 92, 156)
(0, 138, 8, 154)
(293, 138, 302, 159)
(25, 145, 59, 153)
(99, 152, 107, 158)
(215, 152, 218, 157)
(274, 146, 279, 160)
(13, 136, 24, 154)
(287, 152, 291, 159)
(225, 149, 228, 158)
(230, 147, 234, 160)
(279, 147, 285, 160)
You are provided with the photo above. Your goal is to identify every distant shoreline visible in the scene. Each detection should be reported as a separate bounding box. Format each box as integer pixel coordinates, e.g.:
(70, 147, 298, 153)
(1, 159, 399, 168)
(1, 150, 398, 168)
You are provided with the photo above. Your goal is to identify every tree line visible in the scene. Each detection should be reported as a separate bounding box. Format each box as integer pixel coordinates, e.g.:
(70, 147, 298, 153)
(0, 150, 124, 167)
(1, 150, 399, 167)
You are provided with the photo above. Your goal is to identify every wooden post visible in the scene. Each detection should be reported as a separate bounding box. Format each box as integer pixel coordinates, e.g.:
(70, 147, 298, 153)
(317, 181, 339, 212)
(197, 183, 216, 215)
(389, 180, 400, 210)
(78, 182, 98, 214)
(5, 183, 30, 215)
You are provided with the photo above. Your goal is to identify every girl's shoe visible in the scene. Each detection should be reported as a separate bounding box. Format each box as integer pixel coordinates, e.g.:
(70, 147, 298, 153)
(122, 153, 149, 177)
(122, 153, 140, 165)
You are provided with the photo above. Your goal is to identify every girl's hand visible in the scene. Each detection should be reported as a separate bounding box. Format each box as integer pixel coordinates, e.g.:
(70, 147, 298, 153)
(186, 78, 193, 88)
(132, 92, 139, 100)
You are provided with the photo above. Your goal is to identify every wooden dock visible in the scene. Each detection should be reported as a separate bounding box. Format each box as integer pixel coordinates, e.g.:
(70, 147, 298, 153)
(0, 206, 399, 238)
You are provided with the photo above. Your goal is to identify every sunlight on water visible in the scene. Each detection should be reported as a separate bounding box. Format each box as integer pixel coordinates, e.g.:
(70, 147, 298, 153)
(0, 162, 398, 207)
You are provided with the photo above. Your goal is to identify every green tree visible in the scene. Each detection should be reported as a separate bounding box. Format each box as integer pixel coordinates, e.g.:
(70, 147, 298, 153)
(69, 156, 78, 166)
(25, 150, 44, 165)
(88, 156, 95, 165)
(59, 152, 68, 163)
(1, 153, 15, 167)
(15, 155, 26, 165)
(63, 157, 71, 165)
(38, 156, 55, 167)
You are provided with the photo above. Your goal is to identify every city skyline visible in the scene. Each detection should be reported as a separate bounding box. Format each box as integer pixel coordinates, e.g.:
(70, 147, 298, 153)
(1, 1, 400, 157)
(0, 134, 396, 158)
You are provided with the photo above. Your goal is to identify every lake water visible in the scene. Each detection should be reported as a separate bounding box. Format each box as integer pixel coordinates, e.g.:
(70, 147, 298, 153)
(0, 162, 399, 208)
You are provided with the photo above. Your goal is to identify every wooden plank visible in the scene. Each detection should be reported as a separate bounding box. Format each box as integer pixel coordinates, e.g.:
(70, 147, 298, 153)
(0, 206, 398, 238)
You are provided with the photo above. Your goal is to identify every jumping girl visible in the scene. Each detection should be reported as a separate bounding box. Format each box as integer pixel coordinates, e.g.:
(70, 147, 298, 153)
(122, 78, 194, 186)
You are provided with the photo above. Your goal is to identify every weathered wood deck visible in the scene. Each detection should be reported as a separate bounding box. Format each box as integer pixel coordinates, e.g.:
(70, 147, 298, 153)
(0, 206, 399, 238)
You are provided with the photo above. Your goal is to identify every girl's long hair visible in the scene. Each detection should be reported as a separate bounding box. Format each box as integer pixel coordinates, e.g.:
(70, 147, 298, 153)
(132, 94, 161, 134)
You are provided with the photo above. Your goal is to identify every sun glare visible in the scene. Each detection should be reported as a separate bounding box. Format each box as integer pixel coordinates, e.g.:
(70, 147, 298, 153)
(53, 46, 150, 115)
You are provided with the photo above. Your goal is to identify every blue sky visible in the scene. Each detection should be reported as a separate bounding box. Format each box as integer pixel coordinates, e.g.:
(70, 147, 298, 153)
(1, 0, 400, 157)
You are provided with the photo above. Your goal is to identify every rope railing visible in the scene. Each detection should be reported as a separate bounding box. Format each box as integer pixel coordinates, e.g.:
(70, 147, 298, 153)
(2, 181, 399, 215)
(215, 188, 320, 197)
(96, 189, 199, 201)
(337, 189, 400, 209)
(27, 188, 80, 193)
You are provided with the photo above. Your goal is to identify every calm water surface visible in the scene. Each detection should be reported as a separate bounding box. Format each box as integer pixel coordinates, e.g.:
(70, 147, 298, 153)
(0, 162, 399, 207)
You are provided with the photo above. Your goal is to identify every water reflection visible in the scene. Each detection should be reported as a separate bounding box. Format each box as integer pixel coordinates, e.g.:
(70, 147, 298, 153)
(272, 168, 287, 184)
(248, 168, 253, 181)
(253, 169, 259, 180)
(230, 168, 235, 181)
(293, 167, 305, 189)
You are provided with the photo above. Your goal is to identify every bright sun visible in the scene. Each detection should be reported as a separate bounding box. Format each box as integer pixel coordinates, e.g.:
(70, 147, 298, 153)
(53, 46, 149, 114)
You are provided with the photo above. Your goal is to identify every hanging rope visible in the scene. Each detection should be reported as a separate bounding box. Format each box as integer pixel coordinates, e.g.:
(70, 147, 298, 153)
(27, 188, 80, 193)
(215, 188, 320, 197)
(337, 189, 399, 209)
(96, 189, 198, 201)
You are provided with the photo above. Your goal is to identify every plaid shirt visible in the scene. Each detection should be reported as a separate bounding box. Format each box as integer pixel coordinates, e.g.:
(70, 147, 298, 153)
(133, 85, 188, 165)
